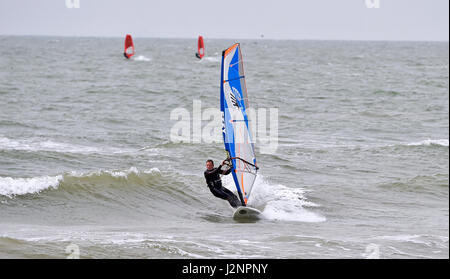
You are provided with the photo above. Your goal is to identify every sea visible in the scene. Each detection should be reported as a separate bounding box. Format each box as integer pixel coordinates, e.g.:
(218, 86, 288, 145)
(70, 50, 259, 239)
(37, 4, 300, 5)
(0, 36, 448, 259)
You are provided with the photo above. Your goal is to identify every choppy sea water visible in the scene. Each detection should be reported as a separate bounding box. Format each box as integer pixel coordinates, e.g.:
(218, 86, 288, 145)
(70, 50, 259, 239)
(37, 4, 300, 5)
(0, 36, 448, 258)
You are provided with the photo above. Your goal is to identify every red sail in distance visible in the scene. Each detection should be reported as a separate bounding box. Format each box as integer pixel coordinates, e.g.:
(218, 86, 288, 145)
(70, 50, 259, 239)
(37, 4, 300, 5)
(124, 34, 135, 59)
(196, 36, 205, 59)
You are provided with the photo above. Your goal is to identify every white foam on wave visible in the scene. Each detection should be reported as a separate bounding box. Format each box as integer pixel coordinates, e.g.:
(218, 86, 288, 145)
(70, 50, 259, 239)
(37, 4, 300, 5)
(0, 167, 161, 197)
(100, 167, 160, 178)
(371, 234, 445, 249)
(68, 167, 161, 179)
(222, 174, 326, 223)
(0, 136, 133, 155)
(280, 138, 450, 150)
(0, 175, 62, 197)
(144, 168, 161, 175)
(202, 56, 221, 63)
(133, 55, 151, 62)
(109, 166, 139, 178)
(407, 139, 449, 147)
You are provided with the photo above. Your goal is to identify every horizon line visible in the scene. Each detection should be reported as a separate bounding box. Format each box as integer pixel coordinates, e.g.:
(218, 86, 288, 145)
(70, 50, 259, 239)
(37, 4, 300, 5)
(0, 33, 448, 43)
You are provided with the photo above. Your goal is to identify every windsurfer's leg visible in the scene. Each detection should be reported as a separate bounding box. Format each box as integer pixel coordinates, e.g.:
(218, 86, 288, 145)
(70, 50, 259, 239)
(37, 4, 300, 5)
(221, 187, 240, 208)
(209, 186, 239, 207)
(227, 195, 240, 208)
(209, 187, 229, 200)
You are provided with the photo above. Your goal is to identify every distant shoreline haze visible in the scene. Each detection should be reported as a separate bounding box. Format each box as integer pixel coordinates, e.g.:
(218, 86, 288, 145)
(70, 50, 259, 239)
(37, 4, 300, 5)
(0, 0, 448, 42)
(0, 34, 448, 43)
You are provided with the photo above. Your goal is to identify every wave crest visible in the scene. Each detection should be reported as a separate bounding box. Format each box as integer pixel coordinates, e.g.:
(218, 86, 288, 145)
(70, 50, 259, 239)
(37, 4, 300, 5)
(0, 175, 62, 197)
(0, 167, 162, 198)
(407, 139, 449, 147)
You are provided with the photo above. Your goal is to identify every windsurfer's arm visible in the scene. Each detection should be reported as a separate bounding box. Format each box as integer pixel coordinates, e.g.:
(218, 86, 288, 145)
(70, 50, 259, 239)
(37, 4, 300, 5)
(221, 167, 231, 175)
(206, 165, 223, 177)
(220, 160, 231, 175)
(215, 165, 223, 174)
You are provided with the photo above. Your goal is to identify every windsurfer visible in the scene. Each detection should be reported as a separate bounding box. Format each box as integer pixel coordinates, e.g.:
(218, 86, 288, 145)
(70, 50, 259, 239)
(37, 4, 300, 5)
(196, 36, 204, 59)
(204, 159, 241, 208)
(123, 34, 135, 59)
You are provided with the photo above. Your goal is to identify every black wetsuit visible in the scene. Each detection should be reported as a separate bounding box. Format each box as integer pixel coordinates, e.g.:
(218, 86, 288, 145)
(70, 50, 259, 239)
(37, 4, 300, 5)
(204, 165, 241, 208)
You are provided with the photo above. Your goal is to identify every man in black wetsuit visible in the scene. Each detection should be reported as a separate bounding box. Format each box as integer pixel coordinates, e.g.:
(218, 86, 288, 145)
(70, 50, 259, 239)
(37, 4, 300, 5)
(204, 159, 241, 208)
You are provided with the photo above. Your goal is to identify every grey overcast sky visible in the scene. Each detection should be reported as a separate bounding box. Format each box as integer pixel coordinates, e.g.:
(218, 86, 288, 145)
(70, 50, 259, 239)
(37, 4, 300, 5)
(0, 0, 448, 41)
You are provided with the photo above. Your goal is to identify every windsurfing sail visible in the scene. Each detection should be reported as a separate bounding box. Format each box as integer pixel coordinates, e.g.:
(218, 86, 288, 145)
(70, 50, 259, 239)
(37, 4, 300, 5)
(220, 43, 258, 206)
(124, 34, 135, 59)
(196, 36, 205, 59)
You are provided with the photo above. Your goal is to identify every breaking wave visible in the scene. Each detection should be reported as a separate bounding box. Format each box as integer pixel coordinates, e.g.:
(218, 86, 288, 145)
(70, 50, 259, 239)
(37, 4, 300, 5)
(222, 174, 326, 223)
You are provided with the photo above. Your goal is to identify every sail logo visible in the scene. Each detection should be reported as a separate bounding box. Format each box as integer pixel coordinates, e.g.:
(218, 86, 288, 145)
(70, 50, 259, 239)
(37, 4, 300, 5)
(230, 87, 241, 108)
(65, 0, 80, 8)
(221, 111, 226, 135)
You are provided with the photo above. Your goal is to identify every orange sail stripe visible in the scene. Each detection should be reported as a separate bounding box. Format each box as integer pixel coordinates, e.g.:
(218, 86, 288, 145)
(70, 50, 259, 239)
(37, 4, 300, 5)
(224, 43, 239, 57)
(241, 172, 247, 205)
